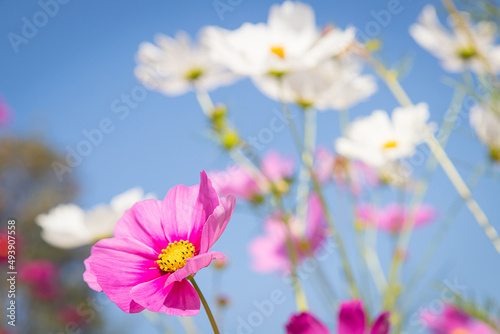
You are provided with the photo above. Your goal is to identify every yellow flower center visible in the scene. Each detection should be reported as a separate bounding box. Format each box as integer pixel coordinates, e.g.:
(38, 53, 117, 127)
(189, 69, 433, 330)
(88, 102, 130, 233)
(157, 240, 195, 273)
(457, 45, 477, 60)
(184, 67, 205, 81)
(451, 329, 469, 334)
(382, 140, 398, 150)
(270, 46, 286, 59)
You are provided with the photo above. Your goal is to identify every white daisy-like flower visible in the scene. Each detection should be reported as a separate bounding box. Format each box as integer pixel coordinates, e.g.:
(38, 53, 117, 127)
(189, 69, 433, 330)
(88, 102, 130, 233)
(470, 102, 500, 161)
(253, 58, 377, 110)
(135, 31, 239, 96)
(36, 188, 150, 249)
(410, 5, 500, 73)
(335, 103, 431, 168)
(202, 1, 356, 77)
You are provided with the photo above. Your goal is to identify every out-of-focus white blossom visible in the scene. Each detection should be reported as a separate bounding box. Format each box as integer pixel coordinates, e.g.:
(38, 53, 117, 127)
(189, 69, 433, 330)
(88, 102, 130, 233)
(253, 59, 376, 110)
(36, 188, 150, 249)
(202, 1, 356, 77)
(410, 5, 500, 73)
(135, 31, 238, 96)
(335, 103, 431, 168)
(470, 102, 500, 161)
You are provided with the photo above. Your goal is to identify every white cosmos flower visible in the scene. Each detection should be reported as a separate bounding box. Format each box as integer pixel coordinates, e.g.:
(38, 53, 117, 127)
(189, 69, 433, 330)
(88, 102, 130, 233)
(253, 58, 377, 110)
(470, 102, 500, 160)
(202, 1, 356, 76)
(410, 5, 500, 73)
(36, 188, 150, 249)
(135, 31, 239, 96)
(335, 103, 431, 168)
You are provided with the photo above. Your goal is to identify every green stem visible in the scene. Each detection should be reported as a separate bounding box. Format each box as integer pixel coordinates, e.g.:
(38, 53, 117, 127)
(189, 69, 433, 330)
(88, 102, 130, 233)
(187, 276, 220, 334)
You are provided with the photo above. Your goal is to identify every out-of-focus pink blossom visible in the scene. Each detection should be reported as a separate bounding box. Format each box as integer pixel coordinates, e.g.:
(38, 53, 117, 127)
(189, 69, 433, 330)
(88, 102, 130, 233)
(338, 300, 390, 334)
(286, 312, 330, 334)
(356, 203, 436, 233)
(248, 194, 327, 273)
(19, 260, 60, 300)
(314, 147, 378, 195)
(209, 150, 295, 203)
(421, 304, 498, 334)
(0, 231, 9, 263)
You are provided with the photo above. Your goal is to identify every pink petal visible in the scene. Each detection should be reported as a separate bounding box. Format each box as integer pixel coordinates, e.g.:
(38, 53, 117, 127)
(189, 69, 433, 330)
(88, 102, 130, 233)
(114, 199, 169, 253)
(130, 274, 174, 313)
(163, 279, 201, 316)
(370, 311, 391, 334)
(306, 194, 328, 246)
(337, 300, 366, 334)
(286, 312, 330, 334)
(414, 204, 436, 227)
(199, 194, 236, 253)
(83, 258, 102, 292)
(261, 151, 295, 182)
(162, 171, 220, 247)
(87, 237, 160, 313)
(165, 251, 225, 286)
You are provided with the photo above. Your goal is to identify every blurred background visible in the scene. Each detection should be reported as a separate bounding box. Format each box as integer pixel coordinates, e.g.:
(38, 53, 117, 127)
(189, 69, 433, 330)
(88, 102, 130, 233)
(1, 0, 499, 333)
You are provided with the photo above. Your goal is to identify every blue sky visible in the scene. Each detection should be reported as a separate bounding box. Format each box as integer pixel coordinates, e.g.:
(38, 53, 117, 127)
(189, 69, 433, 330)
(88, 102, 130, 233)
(1, 0, 500, 333)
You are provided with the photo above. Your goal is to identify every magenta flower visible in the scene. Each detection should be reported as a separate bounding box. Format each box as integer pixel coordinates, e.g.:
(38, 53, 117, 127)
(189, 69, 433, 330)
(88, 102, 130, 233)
(19, 260, 60, 300)
(83, 171, 235, 316)
(422, 304, 498, 334)
(209, 150, 295, 202)
(338, 300, 390, 334)
(356, 203, 436, 233)
(248, 194, 327, 273)
(314, 147, 378, 195)
(286, 312, 330, 334)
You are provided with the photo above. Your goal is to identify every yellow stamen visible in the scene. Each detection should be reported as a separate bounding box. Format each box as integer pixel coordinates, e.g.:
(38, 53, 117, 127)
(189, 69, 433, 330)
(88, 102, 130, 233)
(157, 240, 195, 272)
(382, 140, 398, 150)
(270, 46, 285, 59)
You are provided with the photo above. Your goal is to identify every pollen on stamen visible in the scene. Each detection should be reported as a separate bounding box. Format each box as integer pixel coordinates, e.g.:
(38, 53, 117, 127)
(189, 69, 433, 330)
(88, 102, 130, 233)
(382, 140, 398, 150)
(156, 240, 195, 273)
(270, 46, 286, 59)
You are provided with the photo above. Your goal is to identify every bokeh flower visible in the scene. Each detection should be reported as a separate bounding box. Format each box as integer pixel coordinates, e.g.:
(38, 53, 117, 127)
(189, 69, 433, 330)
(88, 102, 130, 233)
(19, 260, 60, 300)
(356, 203, 436, 233)
(249, 194, 327, 273)
(314, 147, 378, 195)
(254, 58, 376, 110)
(338, 300, 390, 334)
(36, 188, 149, 249)
(422, 304, 498, 333)
(203, 1, 355, 77)
(410, 5, 500, 73)
(135, 31, 238, 96)
(470, 102, 500, 163)
(335, 103, 431, 168)
(0, 95, 12, 126)
(209, 150, 295, 203)
(83, 171, 235, 316)
(286, 312, 329, 334)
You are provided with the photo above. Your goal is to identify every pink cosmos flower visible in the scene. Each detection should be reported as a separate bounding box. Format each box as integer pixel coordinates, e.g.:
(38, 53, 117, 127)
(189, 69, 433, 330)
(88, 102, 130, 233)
(248, 194, 327, 273)
(0, 231, 9, 263)
(338, 300, 390, 334)
(314, 147, 378, 196)
(286, 312, 329, 334)
(422, 304, 498, 334)
(83, 171, 235, 316)
(209, 150, 295, 202)
(356, 203, 436, 233)
(19, 260, 60, 300)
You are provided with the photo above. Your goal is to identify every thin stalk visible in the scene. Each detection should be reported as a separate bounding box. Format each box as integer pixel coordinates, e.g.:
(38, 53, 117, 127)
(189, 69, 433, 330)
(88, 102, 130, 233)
(187, 276, 219, 334)
(279, 100, 360, 298)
